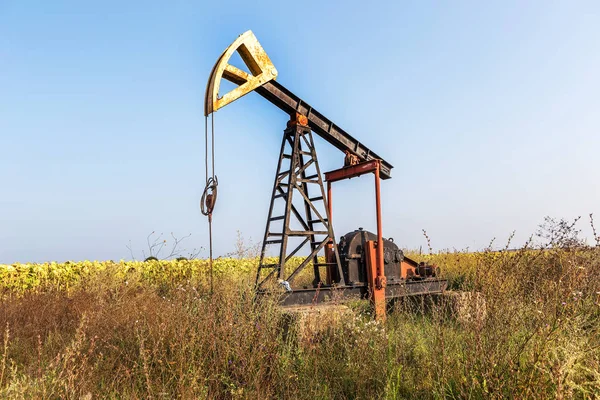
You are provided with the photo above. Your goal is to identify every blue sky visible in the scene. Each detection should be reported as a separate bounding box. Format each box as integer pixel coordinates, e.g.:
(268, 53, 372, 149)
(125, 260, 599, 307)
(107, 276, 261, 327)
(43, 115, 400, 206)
(1, 1, 599, 263)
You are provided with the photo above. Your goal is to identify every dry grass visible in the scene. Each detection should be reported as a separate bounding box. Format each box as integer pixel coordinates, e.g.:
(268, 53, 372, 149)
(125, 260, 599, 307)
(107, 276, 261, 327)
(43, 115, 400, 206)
(1, 220, 599, 399)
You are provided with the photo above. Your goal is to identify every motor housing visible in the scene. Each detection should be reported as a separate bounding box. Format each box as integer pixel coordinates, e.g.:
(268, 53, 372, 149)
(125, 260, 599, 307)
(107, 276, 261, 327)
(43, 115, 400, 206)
(336, 228, 438, 286)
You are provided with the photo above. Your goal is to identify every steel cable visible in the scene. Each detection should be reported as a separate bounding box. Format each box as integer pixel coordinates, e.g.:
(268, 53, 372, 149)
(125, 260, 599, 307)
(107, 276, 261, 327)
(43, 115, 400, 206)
(202, 114, 218, 294)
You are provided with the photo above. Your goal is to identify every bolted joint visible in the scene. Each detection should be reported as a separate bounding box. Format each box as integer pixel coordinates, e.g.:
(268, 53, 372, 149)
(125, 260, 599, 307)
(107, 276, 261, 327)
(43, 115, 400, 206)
(287, 112, 309, 127)
(344, 150, 360, 167)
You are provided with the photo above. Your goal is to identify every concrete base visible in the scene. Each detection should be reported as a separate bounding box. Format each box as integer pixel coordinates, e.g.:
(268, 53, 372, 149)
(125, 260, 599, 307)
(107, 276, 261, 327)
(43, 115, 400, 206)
(280, 303, 354, 343)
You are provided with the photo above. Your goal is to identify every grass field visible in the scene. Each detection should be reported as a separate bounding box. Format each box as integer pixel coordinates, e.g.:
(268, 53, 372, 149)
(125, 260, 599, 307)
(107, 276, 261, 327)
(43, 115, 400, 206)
(1, 224, 599, 399)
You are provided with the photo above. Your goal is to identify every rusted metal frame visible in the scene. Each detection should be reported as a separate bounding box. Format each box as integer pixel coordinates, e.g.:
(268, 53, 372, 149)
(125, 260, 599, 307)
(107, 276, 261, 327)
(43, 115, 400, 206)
(325, 160, 380, 183)
(292, 181, 327, 225)
(256, 234, 308, 287)
(258, 122, 343, 289)
(295, 162, 318, 183)
(287, 230, 328, 235)
(274, 279, 448, 306)
(276, 171, 290, 186)
(373, 161, 386, 320)
(305, 128, 345, 286)
(325, 180, 335, 284)
(258, 240, 325, 286)
(250, 80, 393, 179)
(286, 237, 330, 283)
(257, 126, 306, 288)
(284, 133, 295, 149)
(374, 162, 384, 287)
(294, 158, 315, 180)
(276, 123, 342, 287)
(278, 127, 300, 281)
(323, 160, 383, 297)
(365, 240, 386, 320)
(297, 130, 320, 183)
(274, 186, 310, 231)
(284, 237, 310, 262)
(327, 183, 332, 215)
(296, 128, 321, 284)
(290, 147, 328, 226)
(256, 129, 290, 287)
(298, 130, 314, 160)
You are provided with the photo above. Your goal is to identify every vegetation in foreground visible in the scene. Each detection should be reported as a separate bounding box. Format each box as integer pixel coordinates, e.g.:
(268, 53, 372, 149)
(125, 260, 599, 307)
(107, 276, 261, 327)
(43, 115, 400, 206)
(1, 218, 599, 399)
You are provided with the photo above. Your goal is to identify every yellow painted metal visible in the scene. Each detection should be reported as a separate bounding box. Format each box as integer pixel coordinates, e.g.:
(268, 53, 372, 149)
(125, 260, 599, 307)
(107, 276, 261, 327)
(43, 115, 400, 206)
(204, 30, 277, 116)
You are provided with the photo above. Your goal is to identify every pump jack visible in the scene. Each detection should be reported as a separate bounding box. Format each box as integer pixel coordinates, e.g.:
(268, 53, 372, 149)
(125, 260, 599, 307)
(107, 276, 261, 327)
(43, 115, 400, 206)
(204, 31, 446, 319)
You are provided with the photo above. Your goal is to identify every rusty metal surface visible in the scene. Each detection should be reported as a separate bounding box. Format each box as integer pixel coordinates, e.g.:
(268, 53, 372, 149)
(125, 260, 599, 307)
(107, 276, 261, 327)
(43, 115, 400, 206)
(204, 30, 277, 116)
(256, 120, 343, 290)
(325, 160, 380, 183)
(344, 150, 360, 167)
(365, 240, 386, 320)
(267, 279, 448, 307)
(374, 163, 384, 288)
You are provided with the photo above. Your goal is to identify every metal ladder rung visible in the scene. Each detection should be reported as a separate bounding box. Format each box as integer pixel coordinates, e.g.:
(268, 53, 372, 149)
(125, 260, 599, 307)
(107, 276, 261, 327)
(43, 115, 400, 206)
(282, 154, 292, 159)
(259, 263, 279, 268)
(289, 231, 328, 236)
(309, 196, 323, 201)
(308, 218, 328, 224)
(274, 193, 287, 199)
(268, 232, 283, 237)
(265, 240, 283, 245)
(278, 170, 290, 176)
(304, 174, 318, 180)
(269, 216, 285, 221)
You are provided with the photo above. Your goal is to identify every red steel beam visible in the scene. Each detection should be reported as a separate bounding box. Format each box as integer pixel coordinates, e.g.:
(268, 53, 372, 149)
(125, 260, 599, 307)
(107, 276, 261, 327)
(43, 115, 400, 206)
(324, 159, 387, 320)
(374, 162, 386, 320)
(324, 160, 380, 183)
